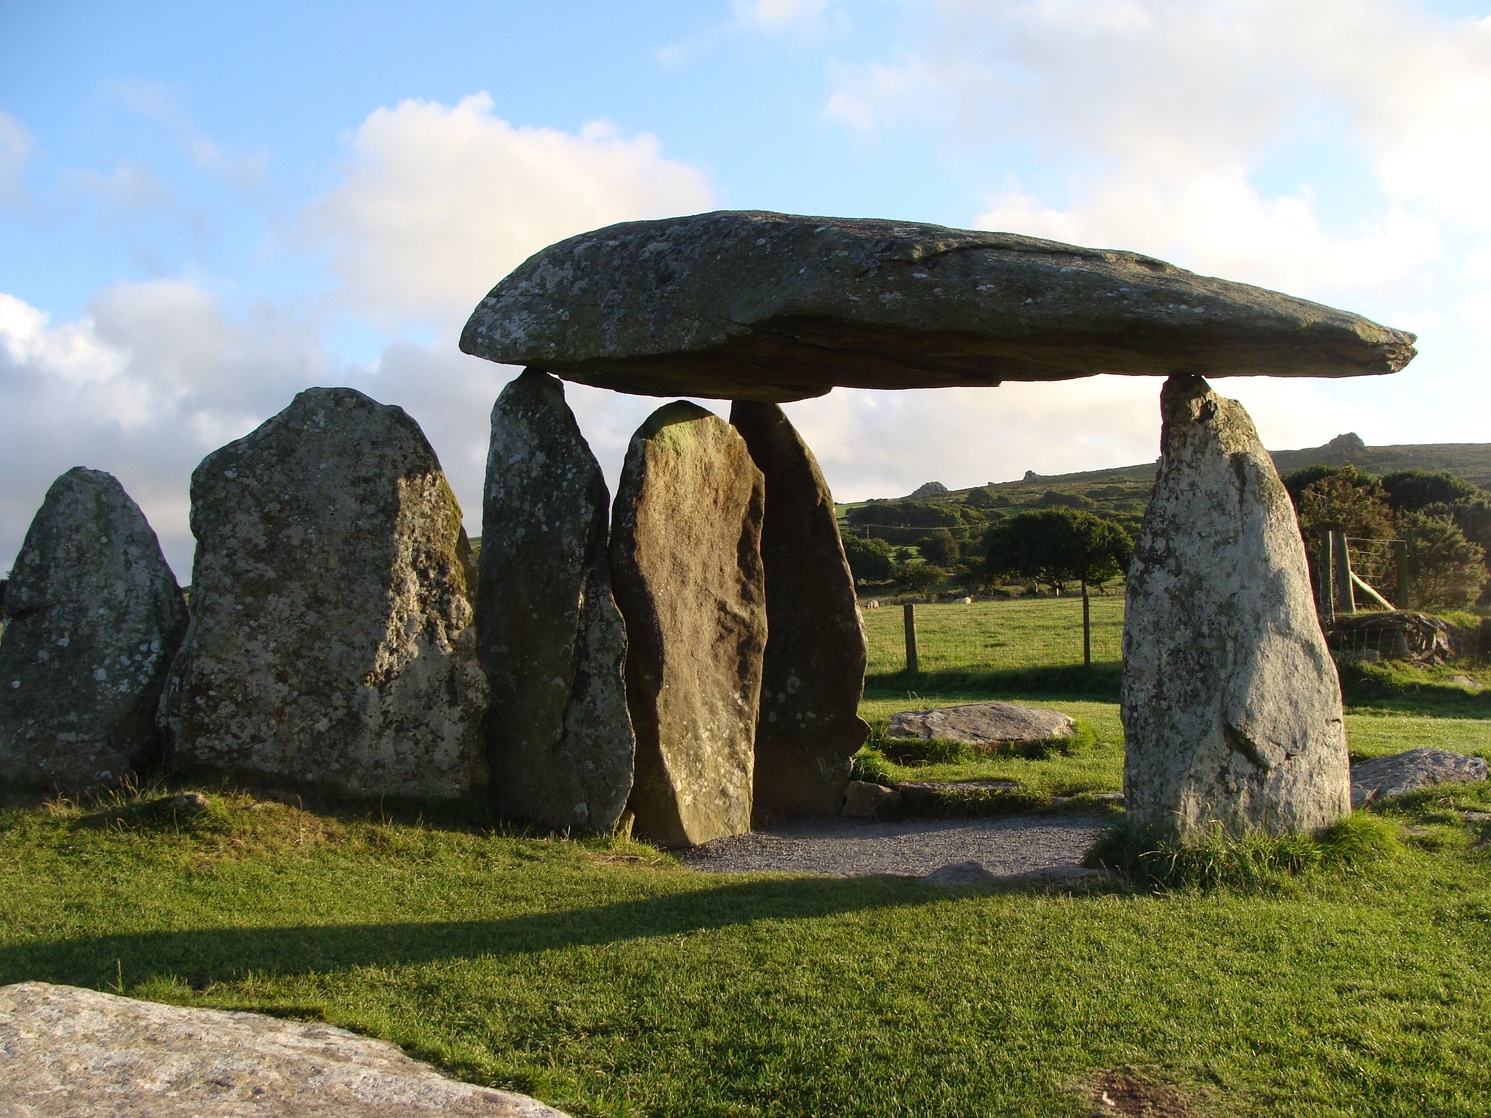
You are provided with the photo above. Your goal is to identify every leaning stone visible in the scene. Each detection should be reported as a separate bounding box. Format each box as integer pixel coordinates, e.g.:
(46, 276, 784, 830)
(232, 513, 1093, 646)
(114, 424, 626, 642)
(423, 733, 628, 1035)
(886, 701, 1075, 751)
(0, 982, 570, 1117)
(0, 468, 187, 791)
(479, 369, 634, 833)
(159, 388, 488, 800)
(1122, 375, 1350, 841)
(1350, 748, 1488, 808)
(461, 211, 1416, 403)
(609, 402, 766, 847)
(841, 780, 901, 818)
(730, 401, 868, 820)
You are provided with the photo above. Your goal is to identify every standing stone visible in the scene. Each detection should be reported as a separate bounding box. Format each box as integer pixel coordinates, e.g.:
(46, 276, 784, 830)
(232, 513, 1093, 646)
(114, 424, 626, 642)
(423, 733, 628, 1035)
(480, 369, 633, 833)
(0, 468, 187, 790)
(1122, 375, 1349, 840)
(159, 388, 488, 800)
(729, 401, 867, 819)
(610, 402, 767, 847)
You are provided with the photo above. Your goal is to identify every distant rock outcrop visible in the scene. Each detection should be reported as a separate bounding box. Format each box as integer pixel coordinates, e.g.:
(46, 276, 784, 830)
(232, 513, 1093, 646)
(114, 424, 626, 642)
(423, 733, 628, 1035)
(0, 468, 187, 791)
(610, 402, 766, 847)
(160, 388, 488, 800)
(1122, 375, 1350, 840)
(479, 370, 634, 833)
(906, 481, 948, 498)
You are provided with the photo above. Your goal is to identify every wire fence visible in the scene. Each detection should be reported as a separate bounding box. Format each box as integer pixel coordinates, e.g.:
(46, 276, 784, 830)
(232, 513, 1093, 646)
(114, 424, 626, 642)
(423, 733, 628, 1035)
(861, 594, 1126, 675)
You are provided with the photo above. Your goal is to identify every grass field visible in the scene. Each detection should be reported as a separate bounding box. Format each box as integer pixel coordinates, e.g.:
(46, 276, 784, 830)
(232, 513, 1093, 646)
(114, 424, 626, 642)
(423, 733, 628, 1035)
(5, 601, 1491, 1116)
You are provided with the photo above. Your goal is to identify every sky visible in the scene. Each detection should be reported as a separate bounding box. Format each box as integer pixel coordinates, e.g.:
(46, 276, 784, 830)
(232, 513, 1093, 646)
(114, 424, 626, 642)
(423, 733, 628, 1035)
(2, 0, 1489, 578)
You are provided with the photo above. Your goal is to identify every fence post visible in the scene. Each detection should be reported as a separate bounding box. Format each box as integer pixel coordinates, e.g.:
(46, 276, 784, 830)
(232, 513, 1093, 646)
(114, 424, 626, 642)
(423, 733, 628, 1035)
(1319, 532, 1335, 625)
(903, 601, 919, 674)
(1395, 539, 1409, 610)
(1081, 580, 1091, 667)
(1331, 530, 1355, 614)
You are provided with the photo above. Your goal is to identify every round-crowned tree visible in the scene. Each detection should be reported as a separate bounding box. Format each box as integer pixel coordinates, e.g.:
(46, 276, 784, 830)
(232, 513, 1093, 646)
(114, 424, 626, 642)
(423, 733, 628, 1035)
(984, 508, 1134, 595)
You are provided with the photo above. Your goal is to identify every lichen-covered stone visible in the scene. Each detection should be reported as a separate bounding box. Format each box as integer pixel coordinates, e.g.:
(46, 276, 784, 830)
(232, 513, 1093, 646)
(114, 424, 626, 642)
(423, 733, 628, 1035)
(0, 468, 187, 790)
(159, 388, 488, 799)
(885, 701, 1075, 751)
(0, 982, 571, 1117)
(1122, 375, 1349, 840)
(730, 401, 866, 819)
(609, 402, 766, 847)
(480, 369, 633, 833)
(461, 211, 1416, 402)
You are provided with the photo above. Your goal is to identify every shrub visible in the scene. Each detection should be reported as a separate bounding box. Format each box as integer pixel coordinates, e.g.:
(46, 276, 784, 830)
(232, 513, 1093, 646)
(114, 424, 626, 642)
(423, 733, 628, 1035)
(842, 533, 895, 584)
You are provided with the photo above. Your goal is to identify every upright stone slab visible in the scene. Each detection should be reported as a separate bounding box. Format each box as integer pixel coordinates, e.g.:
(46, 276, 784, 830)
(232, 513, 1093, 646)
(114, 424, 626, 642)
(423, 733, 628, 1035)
(159, 388, 489, 800)
(0, 468, 187, 790)
(480, 369, 634, 833)
(1122, 375, 1349, 840)
(610, 402, 767, 847)
(729, 401, 867, 819)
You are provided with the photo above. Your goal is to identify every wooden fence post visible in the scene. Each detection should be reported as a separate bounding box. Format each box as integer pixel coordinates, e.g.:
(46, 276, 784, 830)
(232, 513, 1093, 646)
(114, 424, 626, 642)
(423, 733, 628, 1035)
(1395, 539, 1410, 610)
(903, 601, 919, 674)
(1081, 580, 1091, 667)
(1331, 530, 1355, 615)
(1319, 532, 1335, 625)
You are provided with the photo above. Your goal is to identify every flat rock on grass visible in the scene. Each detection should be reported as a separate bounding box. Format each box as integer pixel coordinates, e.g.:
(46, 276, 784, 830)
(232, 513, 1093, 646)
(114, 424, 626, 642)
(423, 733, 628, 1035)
(1351, 748, 1489, 807)
(886, 701, 1074, 749)
(0, 982, 570, 1117)
(460, 211, 1415, 402)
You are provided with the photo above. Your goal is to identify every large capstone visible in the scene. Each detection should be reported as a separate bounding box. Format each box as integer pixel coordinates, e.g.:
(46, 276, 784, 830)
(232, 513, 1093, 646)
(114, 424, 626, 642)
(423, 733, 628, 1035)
(0, 468, 187, 791)
(461, 211, 1416, 402)
(730, 401, 867, 819)
(609, 402, 767, 847)
(159, 388, 489, 800)
(1122, 375, 1349, 840)
(480, 369, 634, 833)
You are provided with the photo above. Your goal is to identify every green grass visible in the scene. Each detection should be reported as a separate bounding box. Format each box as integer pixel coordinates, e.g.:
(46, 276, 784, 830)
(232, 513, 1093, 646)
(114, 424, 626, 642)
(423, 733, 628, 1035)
(5, 780, 1491, 1116)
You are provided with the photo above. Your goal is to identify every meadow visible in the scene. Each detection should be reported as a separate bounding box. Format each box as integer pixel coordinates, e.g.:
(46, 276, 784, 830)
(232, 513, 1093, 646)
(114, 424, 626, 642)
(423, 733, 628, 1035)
(4, 599, 1491, 1117)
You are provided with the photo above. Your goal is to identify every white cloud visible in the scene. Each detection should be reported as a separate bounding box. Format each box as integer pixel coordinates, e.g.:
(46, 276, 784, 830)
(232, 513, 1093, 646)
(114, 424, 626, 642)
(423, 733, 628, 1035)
(0, 110, 34, 207)
(307, 94, 715, 327)
(112, 81, 269, 189)
(731, 0, 830, 30)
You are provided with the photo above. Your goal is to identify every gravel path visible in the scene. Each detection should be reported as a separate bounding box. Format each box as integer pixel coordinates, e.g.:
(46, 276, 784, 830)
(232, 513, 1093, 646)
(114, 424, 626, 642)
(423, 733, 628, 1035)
(681, 814, 1109, 879)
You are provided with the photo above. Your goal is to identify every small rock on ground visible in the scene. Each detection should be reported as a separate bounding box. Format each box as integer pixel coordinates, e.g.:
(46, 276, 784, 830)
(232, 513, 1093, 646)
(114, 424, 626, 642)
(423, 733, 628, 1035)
(1351, 748, 1488, 808)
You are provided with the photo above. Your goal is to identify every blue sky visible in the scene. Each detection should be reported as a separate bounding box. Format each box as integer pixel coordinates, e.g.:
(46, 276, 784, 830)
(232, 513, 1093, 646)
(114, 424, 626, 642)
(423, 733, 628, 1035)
(3, 0, 1489, 576)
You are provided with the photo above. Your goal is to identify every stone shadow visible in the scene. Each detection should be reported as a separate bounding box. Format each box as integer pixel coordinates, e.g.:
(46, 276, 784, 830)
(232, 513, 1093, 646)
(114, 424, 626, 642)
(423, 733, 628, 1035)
(0, 876, 938, 990)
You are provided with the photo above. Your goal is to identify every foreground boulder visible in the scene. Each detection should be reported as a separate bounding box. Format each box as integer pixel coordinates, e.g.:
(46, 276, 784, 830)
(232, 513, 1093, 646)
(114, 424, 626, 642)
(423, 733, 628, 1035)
(1122, 375, 1350, 840)
(461, 211, 1416, 402)
(886, 701, 1075, 752)
(0, 982, 569, 1117)
(1351, 748, 1488, 807)
(730, 401, 867, 820)
(610, 402, 767, 847)
(480, 370, 634, 833)
(160, 388, 489, 800)
(0, 468, 187, 790)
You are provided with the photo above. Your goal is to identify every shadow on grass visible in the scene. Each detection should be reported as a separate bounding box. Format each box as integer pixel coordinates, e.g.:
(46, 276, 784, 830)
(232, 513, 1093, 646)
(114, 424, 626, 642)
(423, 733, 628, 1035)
(0, 875, 938, 990)
(1337, 662, 1491, 719)
(865, 662, 1122, 702)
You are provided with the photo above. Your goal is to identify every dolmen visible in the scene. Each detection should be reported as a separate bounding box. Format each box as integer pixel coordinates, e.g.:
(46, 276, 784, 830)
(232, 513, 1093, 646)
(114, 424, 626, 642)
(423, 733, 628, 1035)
(463, 210, 1415, 845)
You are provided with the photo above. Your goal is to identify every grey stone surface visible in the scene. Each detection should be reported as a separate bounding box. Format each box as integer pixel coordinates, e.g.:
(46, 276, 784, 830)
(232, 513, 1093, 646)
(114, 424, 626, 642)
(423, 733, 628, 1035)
(841, 780, 900, 818)
(1122, 375, 1350, 840)
(1350, 748, 1488, 807)
(0, 982, 569, 1117)
(0, 468, 187, 791)
(460, 211, 1416, 402)
(480, 370, 634, 833)
(730, 401, 867, 820)
(609, 402, 766, 848)
(159, 388, 488, 800)
(886, 701, 1075, 749)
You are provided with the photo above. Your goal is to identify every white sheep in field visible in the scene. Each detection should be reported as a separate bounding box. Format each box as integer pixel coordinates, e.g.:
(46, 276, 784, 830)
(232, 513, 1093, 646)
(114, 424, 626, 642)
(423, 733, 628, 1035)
(866, 599, 880, 609)
(962, 596, 974, 605)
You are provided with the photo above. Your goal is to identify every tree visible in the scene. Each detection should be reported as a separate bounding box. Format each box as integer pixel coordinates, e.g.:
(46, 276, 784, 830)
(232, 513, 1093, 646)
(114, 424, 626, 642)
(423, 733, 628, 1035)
(1380, 470, 1483, 513)
(1397, 511, 1488, 609)
(842, 533, 894, 584)
(917, 528, 960, 566)
(895, 562, 945, 599)
(984, 508, 1134, 594)
(1294, 474, 1395, 540)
